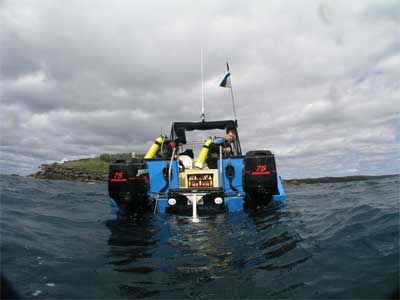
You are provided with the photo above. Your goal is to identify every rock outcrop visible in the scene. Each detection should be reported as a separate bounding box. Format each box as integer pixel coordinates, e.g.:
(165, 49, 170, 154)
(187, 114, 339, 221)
(31, 163, 107, 183)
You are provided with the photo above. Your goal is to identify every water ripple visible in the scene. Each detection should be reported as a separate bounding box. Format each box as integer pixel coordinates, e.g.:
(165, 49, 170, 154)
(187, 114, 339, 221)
(0, 175, 398, 299)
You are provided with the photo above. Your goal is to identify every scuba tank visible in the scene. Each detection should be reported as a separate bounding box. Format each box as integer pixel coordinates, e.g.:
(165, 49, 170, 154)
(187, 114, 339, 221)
(144, 136, 165, 159)
(195, 138, 213, 169)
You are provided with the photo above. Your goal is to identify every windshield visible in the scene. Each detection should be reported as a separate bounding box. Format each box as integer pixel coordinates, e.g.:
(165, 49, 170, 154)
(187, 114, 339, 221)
(175, 128, 241, 158)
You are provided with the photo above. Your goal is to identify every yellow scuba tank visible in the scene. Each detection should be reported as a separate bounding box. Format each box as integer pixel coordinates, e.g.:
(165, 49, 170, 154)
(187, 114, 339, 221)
(144, 136, 164, 159)
(195, 138, 213, 169)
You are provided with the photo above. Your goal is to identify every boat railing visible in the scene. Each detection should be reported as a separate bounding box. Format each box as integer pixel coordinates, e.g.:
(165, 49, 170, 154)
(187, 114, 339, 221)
(168, 146, 177, 188)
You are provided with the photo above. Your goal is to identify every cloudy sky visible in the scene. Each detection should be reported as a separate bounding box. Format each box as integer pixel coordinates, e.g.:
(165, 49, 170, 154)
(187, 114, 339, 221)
(1, 0, 399, 179)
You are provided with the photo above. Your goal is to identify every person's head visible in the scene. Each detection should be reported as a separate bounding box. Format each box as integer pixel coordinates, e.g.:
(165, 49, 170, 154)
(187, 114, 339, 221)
(225, 128, 235, 142)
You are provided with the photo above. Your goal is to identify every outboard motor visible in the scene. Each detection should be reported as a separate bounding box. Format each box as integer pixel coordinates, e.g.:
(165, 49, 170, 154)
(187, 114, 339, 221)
(108, 159, 149, 219)
(243, 150, 278, 209)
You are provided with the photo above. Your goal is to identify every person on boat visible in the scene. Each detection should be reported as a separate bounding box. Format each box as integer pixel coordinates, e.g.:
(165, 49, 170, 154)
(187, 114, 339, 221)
(221, 127, 236, 156)
(206, 128, 236, 168)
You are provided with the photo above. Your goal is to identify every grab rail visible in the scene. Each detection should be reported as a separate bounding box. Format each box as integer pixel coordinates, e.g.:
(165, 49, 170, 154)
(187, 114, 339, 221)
(168, 147, 177, 187)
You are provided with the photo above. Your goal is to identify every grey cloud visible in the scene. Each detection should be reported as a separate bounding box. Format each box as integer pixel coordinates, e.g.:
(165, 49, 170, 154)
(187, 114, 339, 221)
(1, 0, 399, 178)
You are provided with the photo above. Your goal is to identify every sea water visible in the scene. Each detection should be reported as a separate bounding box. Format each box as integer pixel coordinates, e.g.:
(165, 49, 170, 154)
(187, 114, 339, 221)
(0, 174, 398, 299)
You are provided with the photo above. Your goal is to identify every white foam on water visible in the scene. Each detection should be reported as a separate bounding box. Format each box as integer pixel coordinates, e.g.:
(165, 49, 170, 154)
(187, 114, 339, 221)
(32, 290, 42, 297)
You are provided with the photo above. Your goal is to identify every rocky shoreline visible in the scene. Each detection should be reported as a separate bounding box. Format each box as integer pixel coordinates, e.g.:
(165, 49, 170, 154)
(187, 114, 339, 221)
(31, 163, 108, 183)
(30, 163, 398, 185)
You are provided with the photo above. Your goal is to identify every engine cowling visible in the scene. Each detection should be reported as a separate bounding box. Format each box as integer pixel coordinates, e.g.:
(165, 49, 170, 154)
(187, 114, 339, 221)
(243, 150, 278, 208)
(108, 159, 149, 219)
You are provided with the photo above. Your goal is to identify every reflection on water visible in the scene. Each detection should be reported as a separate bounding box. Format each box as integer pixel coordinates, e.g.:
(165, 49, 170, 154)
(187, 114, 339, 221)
(105, 203, 311, 299)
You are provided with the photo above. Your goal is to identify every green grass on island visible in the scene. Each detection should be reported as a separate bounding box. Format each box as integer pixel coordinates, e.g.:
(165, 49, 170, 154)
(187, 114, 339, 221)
(60, 153, 145, 173)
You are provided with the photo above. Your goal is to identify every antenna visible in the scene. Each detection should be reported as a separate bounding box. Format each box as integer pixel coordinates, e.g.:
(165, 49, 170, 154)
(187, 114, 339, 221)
(201, 48, 205, 122)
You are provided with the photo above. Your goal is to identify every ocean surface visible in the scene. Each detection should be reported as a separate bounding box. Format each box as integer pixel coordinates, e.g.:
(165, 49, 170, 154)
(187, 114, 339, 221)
(1, 174, 398, 299)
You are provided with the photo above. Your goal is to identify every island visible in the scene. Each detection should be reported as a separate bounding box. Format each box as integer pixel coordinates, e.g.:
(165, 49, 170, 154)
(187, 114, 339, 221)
(30, 153, 398, 185)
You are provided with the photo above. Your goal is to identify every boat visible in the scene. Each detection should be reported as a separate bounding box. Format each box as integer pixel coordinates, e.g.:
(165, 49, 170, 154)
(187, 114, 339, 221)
(108, 63, 285, 220)
(108, 119, 285, 220)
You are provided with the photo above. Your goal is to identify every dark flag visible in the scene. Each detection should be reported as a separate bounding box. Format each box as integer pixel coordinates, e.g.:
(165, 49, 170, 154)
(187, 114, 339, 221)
(220, 72, 231, 88)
